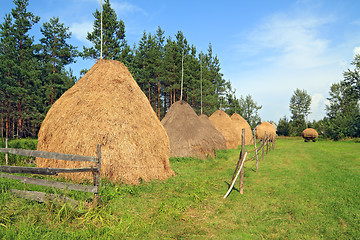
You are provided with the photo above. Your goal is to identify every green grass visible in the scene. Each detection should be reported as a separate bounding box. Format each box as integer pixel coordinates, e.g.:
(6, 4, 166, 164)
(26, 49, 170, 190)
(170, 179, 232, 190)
(0, 137, 359, 239)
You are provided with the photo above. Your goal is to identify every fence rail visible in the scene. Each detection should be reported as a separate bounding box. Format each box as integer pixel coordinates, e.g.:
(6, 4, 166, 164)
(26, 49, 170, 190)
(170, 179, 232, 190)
(0, 142, 101, 206)
(224, 129, 276, 199)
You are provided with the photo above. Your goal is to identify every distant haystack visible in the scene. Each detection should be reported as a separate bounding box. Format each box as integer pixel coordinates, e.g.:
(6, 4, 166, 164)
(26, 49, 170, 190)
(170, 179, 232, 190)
(302, 128, 319, 142)
(209, 110, 240, 149)
(256, 122, 276, 141)
(231, 113, 253, 145)
(199, 114, 227, 151)
(37, 59, 174, 184)
(161, 100, 224, 159)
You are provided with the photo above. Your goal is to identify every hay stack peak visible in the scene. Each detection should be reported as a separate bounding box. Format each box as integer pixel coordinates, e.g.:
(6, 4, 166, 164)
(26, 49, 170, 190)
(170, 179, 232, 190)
(161, 100, 224, 159)
(209, 110, 239, 149)
(37, 59, 174, 184)
(230, 113, 253, 145)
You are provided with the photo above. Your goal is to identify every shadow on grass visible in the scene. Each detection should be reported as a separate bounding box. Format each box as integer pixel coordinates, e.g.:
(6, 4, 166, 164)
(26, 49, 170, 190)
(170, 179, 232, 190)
(224, 181, 240, 197)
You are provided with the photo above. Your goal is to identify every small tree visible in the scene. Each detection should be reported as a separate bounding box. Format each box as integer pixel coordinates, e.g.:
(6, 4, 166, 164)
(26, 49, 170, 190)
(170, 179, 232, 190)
(289, 88, 311, 135)
(277, 116, 290, 136)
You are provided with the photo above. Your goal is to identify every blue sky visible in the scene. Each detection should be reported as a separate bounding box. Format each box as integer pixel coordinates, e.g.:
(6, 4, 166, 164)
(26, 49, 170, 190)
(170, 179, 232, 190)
(1, 0, 360, 122)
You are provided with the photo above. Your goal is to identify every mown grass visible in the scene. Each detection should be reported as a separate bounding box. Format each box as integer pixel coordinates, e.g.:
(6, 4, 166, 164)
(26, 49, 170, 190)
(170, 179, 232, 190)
(0, 137, 359, 239)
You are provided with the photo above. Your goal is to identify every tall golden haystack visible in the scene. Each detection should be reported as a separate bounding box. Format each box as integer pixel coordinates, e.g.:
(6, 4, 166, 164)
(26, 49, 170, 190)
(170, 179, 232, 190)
(230, 113, 253, 145)
(161, 100, 225, 159)
(302, 128, 318, 139)
(199, 114, 227, 151)
(209, 110, 240, 149)
(256, 122, 276, 141)
(36, 59, 174, 184)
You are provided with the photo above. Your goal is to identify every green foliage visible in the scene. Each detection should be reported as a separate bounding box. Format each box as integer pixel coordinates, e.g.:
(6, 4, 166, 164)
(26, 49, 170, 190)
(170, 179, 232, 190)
(0, 1, 77, 139)
(277, 115, 290, 136)
(0, 138, 37, 165)
(82, 0, 129, 61)
(289, 88, 312, 136)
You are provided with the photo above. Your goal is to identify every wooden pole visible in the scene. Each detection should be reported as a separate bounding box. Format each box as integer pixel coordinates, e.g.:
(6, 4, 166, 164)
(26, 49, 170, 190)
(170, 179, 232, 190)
(239, 128, 245, 194)
(94, 144, 102, 203)
(200, 53, 203, 115)
(262, 132, 266, 161)
(266, 132, 269, 155)
(100, 0, 103, 59)
(254, 129, 259, 172)
(223, 152, 247, 199)
(273, 137, 276, 150)
(180, 49, 184, 101)
(5, 138, 8, 165)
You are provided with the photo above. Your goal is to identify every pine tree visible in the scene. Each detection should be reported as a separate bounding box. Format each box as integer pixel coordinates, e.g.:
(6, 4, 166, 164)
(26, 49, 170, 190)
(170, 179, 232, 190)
(39, 17, 78, 106)
(1, 0, 40, 138)
(82, 0, 129, 62)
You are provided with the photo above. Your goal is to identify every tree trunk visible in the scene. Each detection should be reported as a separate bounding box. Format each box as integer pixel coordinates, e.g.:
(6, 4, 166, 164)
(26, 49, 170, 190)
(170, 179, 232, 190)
(6, 96, 10, 139)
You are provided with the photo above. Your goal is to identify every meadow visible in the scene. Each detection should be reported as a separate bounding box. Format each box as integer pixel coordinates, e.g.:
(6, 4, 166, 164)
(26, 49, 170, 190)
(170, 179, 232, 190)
(0, 137, 359, 239)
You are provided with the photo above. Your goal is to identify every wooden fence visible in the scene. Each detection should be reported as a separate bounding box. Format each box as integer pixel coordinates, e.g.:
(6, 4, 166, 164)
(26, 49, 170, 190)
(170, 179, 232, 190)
(0, 143, 101, 206)
(224, 129, 275, 199)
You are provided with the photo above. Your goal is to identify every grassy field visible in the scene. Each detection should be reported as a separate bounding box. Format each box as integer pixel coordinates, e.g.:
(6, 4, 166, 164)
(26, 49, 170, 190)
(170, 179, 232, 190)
(0, 137, 359, 239)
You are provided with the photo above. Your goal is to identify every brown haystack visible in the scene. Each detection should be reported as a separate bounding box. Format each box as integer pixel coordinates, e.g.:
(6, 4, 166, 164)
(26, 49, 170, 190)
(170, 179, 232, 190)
(302, 128, 318, 138)
(161, 101, 225, 159)
(199, 114, 227, 151)
(209, 110, 240, 149)
(230, 113, 253, 145)
(256, 122, 276, 141)
(36, 59, 174, 184)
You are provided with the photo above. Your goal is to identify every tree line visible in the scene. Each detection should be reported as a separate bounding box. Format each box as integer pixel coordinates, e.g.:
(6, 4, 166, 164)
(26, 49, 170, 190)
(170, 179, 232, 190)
(277, 59, 360, 140)
(0, 0, 262, 139)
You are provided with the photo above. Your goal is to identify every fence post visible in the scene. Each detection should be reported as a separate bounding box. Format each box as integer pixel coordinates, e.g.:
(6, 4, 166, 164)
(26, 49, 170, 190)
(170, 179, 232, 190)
(273, 136, 276, 150)
(266, 132, 269, 155)
(94, 144, 102, 203)
(5, 138, 8, 165)
(254, 129, 259, 172)
(239, 128, 245, 194)
(262, 132, 266, 161)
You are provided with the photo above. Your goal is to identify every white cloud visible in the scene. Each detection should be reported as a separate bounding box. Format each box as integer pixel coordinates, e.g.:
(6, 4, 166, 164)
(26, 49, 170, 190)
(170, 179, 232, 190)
(244, 13, 334, 70)
(69, 21, 93, 44)
(112, 2, 147, 16)
(309, 93, 328, 121)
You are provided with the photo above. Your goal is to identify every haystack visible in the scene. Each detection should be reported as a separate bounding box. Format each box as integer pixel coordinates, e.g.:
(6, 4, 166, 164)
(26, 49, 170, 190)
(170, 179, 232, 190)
(199, 114, 227, 151)
(161, 100, 225, 159)
(209, 110, 240, 149)
(302, 128, 318, 142)
(230, 113, 253, 145)
(36, 59, 174, 184)
(256, 122, 276, 141)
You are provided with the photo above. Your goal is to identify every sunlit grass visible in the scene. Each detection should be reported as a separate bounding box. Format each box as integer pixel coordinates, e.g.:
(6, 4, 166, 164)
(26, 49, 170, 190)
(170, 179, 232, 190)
(0, 138, 359, 239)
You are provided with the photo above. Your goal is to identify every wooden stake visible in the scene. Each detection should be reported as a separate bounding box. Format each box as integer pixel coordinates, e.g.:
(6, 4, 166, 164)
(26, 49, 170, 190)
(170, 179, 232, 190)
(223, 152, 247, 199)
(100, 0, 103, 59)
(94, 144, 102, 203)
(254, 129, 259, 172)
(239, 128, 245, 194)
(262, 132, 266, 161)
(180, 49, 184, 101)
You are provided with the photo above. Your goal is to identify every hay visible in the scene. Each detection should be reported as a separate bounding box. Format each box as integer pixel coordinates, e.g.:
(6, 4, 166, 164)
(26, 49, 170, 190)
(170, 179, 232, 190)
(230, 113, 253, 145)
(209, 110, 240, 149)
(199, 114, 227, 151)
(302, 128, 318, 138)
(161, 101, 225, 159)
(36, 59, 174, 184)
(255, 122, 276, 141)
